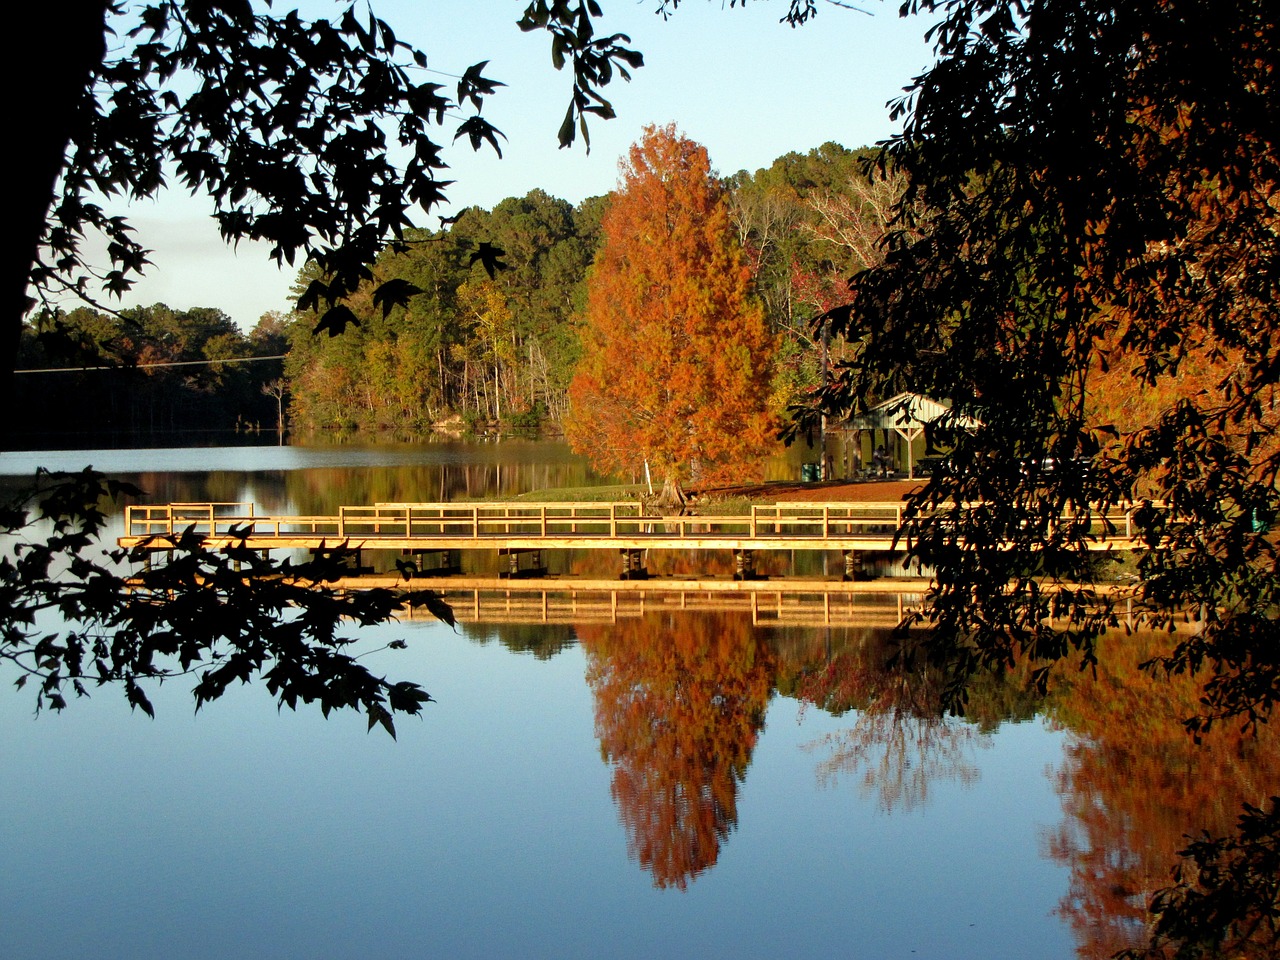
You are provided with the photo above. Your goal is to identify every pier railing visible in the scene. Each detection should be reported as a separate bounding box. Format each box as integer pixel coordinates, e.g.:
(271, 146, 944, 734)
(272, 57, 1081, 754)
(123, 500, 907, 540)
(121, 499, 1150, 548)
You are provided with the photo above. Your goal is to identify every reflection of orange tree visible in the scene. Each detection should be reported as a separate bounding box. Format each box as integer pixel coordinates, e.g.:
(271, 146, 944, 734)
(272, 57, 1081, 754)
(577, 610, 775, 889)
(1045, 630, 1280, 960)
(566, 548, 788, 580)
(796, 637, 992, 813)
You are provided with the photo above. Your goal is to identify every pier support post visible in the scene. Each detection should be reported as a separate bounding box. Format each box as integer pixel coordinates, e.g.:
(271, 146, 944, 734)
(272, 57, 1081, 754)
(499, 548, 547, 579)
(842, 550, 857, 582)
(733, 549, 758, 581)
(402, 548, 462, 576)
(619, 548, 648, 581)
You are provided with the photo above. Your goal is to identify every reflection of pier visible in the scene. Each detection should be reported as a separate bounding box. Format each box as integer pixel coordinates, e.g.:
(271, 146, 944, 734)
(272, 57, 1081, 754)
(330, 576, 930, 628)
(120, 499, 1149, 580)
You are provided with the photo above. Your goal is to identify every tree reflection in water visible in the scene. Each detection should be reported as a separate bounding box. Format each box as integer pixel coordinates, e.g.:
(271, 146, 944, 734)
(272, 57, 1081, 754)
(804, 712, 988, 814)
(576, 612, 1027, 888)
(794, 635, 993, 813)
(558, 591, 1276, 958)
(577, 610, 774, 890)
(1045, 630, 1280, 960)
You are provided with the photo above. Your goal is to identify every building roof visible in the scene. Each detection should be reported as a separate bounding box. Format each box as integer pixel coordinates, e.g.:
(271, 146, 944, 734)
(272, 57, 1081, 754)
(835, 392, 974, 432)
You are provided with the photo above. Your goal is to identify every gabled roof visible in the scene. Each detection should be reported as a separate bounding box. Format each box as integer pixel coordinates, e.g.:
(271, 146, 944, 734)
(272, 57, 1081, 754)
(836, 392, 973, 431)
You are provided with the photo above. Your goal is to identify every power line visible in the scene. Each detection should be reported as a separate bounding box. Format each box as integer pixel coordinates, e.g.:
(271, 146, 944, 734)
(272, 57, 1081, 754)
(14, 354, 288, 375)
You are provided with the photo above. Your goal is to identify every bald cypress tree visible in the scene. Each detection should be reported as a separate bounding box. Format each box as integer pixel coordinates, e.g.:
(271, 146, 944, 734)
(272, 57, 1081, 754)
(566, 124, 777, 500)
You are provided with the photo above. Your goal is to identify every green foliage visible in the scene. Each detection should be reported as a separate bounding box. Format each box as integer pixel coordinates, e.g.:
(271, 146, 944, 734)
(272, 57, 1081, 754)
(285, 191, 603, 435)
(0, 468, 442, 736)
(15, 303, 285, 441)
(727, 142, 892, 408)
(16, 0, 644, 374)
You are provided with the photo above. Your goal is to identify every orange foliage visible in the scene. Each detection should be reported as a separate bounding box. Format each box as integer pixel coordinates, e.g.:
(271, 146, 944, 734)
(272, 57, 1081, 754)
(565, 124, 778, 488)
(1046, 630, 1280, 959)
(1087, 340, 1234, 436)
(577, 610, 775, 889)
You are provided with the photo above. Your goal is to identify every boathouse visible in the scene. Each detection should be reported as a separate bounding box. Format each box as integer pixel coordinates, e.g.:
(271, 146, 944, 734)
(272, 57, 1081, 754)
(834, 392, 976, 480)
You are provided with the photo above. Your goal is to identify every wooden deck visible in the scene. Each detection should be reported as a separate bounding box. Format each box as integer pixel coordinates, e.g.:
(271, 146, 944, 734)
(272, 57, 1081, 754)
(194, 574, 1141, 627)
(352, 576, 929, 628)
(118, 499, 1149, 553)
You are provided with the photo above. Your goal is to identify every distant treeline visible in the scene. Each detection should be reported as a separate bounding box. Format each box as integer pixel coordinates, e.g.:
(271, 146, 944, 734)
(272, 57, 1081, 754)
(17, 141, 886, 443)
(14, 304, 289, 445)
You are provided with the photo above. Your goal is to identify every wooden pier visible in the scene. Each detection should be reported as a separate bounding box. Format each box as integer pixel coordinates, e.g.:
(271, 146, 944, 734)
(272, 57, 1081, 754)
(119, 498, 1150, 572)
(120, 500, 918, 550)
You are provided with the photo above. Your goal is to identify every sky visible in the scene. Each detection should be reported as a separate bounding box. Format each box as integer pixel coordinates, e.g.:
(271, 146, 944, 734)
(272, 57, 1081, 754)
(91, 0, 940, 331)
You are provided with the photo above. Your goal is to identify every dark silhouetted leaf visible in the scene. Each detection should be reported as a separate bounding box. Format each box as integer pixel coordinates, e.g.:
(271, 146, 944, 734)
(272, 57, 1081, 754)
(468, 241, 508, 278)
(313, 304, 361, 338)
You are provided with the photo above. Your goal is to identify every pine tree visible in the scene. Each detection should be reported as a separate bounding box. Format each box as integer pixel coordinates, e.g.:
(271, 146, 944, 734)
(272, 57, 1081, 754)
(566, 124, 776, 500)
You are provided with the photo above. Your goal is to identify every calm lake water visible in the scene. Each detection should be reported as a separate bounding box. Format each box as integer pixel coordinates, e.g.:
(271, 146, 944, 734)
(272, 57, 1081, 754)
(2, 441, 1273, 960)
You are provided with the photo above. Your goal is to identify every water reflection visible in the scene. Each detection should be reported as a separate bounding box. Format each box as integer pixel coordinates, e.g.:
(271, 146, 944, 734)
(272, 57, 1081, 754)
(0, 442, 1082, 958)
(795, 637, 992, 813)
(578, 610, 775, 889)
(1043, 630, 1280, 959)
(526, 604, 1022, 889)
(448, 591, 1280, 953)
(0, 439, 607, 514)
(9, 443, 1273, 957)
(461, 621, 577, 660)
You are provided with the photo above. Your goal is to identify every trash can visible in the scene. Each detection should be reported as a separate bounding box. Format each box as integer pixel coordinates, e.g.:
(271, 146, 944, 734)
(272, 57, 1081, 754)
(1251, 506, 1274, 533)
(801, 462, 820, 482)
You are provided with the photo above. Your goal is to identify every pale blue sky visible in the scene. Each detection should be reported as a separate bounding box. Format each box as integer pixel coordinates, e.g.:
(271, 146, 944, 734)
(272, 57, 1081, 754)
(100, 0, 939, 330)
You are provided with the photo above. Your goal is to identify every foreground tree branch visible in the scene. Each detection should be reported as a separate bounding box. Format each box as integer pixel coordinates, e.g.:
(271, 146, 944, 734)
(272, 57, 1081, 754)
(0, 468, 450, 735)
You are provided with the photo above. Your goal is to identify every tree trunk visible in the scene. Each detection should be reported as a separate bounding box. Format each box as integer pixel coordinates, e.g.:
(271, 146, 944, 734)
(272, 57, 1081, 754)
(657, 474, 687, 510)
(7, 4, 112, 445)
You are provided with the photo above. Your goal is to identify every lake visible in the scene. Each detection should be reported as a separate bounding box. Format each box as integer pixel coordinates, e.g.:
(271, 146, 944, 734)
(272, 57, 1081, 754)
(1, 441, 1273, 960)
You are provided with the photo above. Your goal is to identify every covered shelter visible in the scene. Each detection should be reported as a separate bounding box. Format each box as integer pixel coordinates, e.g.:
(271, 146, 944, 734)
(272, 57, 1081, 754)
(834, 393, 974, 480)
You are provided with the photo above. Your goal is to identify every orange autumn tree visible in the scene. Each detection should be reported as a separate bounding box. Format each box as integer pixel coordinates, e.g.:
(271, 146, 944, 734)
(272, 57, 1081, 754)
(565, 124, 777, 501)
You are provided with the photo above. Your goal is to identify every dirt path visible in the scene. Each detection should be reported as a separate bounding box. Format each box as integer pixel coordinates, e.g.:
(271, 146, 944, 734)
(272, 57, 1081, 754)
(693, 478, 925, 503)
